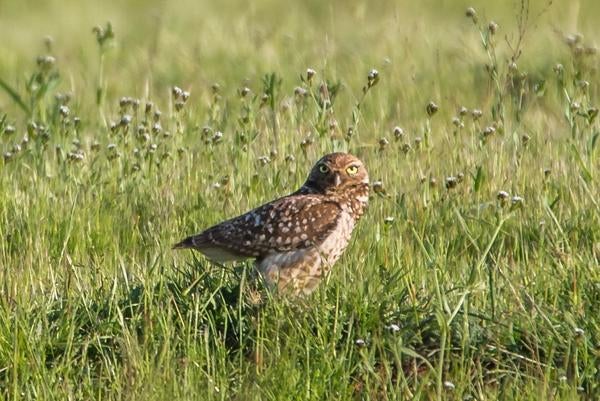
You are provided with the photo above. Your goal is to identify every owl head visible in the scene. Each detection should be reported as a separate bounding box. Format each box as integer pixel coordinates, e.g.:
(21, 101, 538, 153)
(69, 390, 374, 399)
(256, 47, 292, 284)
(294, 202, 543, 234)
(302, 152, 369, 195)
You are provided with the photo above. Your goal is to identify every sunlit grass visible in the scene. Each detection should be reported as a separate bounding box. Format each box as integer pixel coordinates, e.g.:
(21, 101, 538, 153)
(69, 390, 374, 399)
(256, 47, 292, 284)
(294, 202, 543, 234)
(0, 0, 598, 400)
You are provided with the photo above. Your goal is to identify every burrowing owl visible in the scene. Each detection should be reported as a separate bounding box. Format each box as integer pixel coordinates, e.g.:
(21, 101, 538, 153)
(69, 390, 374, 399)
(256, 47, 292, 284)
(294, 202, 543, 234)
(174, 152, 369, 295)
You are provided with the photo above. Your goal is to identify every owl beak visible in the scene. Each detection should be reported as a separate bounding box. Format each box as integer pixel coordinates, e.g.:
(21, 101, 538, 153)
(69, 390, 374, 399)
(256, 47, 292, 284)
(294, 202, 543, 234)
(334, 173, 342, 187)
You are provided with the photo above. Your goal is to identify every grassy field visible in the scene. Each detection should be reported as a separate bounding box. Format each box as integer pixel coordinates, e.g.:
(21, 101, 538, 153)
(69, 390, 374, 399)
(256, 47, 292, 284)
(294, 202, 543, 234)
(0, 0, 599, 399)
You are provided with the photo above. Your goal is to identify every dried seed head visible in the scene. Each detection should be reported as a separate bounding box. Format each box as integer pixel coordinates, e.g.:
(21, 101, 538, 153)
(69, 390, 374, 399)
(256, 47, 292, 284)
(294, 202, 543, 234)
(145, 102, 154, 114)
(393, 126, 404, 140)
(372, 180, 385, 194)
(378, 137, 389, 150)
(212, 131, 223, 143)
(521, 134, 531, 144)
(119, 97, 132, 108)
(153, 110, 162, 122)
(578, 80, 590, 90)
(471, 109, 483, 120)
(508, 61, 518, 72)
(553, 64, 564, 75)
(300, 137, 313, 150)
(174, 101, 185, 112)
(285, 154, 295, 163)
(452, 117, 463, 128)
(346, 127, 354, 140)
(570, 101, 581, 112)
(240, 87, 251, 97)
(355, 339, 366, 347)
(67, 151, 84, 162)
(172, 86, 183, 99)
(4, 125, 16, 135)
(306, 68, 316, 81)
(152, 123, 162, 134)
(401, 143, 411, 154)
(497, 190, 510, 202)
(73, 117, 81, 128)
(426, 101, 439, 116)
(414, 136, 422, 147)
(564, 33, 583, 47)
(543, 168, 551, 178)
(36, 55, 56, 70)
(181, 91, 190, 102)
(465, 7, 477, 23)
(488, 21, 499, 35)
(511, 195, 524, 208)
(482, 126, 496, 137)
(120, 114, 132, 126)
(429, 177, 437, 187)
(211, 83, 220, 94)
(367, 69, 380, 87)
(445, 176, 458, 189)
(59, 105, 70, 118)
(458, 106, 468, 116)
(384, 216, 395, 225)
(294, 86, 307, 97)
(3, 151, 13, 161)
(258, 155, 271, 166)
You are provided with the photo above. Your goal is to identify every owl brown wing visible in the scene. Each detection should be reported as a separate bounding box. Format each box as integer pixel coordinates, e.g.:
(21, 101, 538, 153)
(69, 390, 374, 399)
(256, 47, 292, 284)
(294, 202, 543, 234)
(174, 195, 342, 261)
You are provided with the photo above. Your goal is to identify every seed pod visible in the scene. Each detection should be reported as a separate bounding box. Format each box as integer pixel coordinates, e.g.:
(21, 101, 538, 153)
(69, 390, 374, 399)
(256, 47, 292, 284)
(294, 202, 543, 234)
(445, 176, 458, 189)
(426, 101, 439, 116)
(393, 126, 404, 140)
(465, 7, 477, 23)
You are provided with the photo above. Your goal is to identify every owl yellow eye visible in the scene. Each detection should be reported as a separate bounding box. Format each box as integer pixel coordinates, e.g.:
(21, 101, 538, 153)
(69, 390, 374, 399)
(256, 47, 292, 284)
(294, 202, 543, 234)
(318, 164, 329, 174)
(346, 165, 359, 175)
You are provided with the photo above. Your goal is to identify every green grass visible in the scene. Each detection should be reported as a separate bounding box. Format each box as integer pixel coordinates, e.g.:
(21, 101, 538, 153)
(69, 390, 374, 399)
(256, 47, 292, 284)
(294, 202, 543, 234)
(0, 0, 599, 399)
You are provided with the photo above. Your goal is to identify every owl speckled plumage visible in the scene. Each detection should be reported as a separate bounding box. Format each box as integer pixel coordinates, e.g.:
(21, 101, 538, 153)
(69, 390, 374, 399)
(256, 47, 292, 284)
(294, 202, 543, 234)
(174, 152, 369, 295)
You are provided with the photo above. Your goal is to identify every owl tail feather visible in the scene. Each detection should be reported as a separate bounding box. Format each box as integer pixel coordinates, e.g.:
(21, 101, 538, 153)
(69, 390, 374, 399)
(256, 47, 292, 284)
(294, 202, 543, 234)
(172, 236, 195, 250)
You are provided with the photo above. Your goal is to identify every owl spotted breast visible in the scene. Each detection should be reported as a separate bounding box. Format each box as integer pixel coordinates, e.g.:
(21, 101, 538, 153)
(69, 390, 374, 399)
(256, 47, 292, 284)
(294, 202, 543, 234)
(174, 152, 369, 295)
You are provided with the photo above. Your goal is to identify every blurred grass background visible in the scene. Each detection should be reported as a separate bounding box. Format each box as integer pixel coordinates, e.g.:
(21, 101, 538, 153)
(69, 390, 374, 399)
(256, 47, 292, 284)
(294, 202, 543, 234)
(0, 0, 599, 400)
